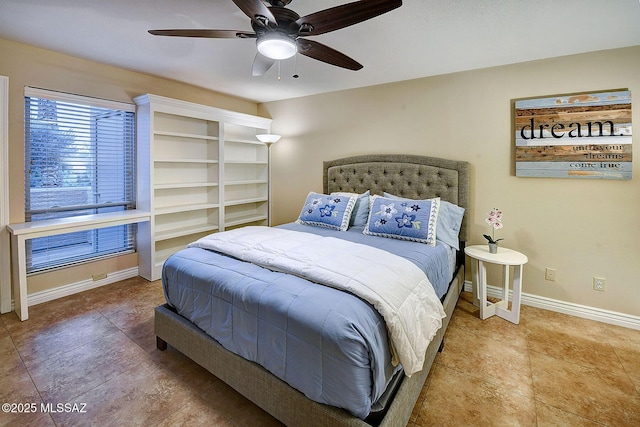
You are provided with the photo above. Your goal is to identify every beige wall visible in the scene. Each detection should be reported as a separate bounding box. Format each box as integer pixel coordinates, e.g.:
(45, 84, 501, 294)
(261, 46, 640, 317)
(0, 37, 259, 293)
(2, 36, 638, 318)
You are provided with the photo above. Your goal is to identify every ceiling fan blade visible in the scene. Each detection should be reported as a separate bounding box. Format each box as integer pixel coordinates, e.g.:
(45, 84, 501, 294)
(252, 52, 276, 76)
(291, 0, 402, 36)
(297, 39, 362, 71)
(233, 0, 276, 27)
(148, 29, 256, 39)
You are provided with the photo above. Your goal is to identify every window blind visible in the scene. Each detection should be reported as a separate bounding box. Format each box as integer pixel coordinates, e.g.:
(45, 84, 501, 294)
(24, 87, 136, 273)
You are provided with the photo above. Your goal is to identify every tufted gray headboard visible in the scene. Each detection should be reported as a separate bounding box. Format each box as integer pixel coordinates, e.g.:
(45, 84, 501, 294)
(323, 154, 470, 242)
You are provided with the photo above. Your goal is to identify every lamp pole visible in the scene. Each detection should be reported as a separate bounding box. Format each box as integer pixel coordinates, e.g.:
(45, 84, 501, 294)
(256, 134, 281, 226)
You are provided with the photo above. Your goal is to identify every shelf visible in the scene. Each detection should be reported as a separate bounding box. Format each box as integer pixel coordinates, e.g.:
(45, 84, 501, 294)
(154, 246, 181, 269)
(135, 93, 272, 281)
(224, 197, 267, 207)
(155, 182, 219, 190)
(224, 180, 267, 186)
(154, 159, 219, 164)
(225, 138, 264, 145)
(224, 160, 268, 165)
(154, 130, 219, 141)
(225, 214, 268, 228)
(154, 260, 166, 274)
(155, 224, 219, 241)
(155, 203, 220, 216)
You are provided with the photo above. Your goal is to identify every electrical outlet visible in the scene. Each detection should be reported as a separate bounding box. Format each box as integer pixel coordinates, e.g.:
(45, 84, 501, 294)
(593, 277, 606, 292)
(545, 268, 557, 282)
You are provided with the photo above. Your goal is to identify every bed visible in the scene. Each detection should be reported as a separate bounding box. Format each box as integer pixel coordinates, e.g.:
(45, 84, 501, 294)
(155, 154, 470, 426)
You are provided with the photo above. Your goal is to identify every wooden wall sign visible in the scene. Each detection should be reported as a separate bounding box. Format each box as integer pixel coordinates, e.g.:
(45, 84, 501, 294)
(515, 90, 632, 179)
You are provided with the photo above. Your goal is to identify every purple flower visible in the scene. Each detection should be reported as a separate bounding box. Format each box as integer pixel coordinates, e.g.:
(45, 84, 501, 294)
(485, 208, 503, 229)
(484, 208, 504, 244)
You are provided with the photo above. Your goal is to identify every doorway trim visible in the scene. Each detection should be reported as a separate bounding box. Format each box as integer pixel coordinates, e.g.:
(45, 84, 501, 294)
(1, 75, 11, 313)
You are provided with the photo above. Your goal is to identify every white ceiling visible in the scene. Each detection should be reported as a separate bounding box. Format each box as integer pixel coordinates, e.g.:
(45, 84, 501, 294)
(1, 0, 639, 103)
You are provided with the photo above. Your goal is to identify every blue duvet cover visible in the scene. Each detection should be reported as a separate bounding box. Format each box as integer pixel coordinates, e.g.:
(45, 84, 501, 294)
(162, 223, 453, 419)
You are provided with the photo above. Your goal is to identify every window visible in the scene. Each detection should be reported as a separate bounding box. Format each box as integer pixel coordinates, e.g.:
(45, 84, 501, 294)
(24, 88, 136, 273)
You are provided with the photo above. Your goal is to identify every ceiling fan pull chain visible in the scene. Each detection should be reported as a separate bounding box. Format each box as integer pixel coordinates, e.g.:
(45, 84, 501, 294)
(277, 60, 281, 81)
(293, 54, 299, 79)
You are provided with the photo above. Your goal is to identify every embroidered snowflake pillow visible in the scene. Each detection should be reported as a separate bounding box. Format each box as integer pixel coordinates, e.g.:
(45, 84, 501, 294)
(363, 195, 440, 245)
(296, 192, 357, 231)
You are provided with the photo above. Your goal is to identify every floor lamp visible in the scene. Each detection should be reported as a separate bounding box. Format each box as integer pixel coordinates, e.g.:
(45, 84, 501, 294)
(256, 134, 281, 226)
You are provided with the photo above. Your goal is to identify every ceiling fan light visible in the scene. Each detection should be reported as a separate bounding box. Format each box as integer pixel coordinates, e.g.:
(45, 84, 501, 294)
(257, 33, 297, 60)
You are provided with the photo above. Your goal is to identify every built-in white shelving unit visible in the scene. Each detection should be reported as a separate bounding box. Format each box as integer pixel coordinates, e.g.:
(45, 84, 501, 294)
(134, 94, 272, 280)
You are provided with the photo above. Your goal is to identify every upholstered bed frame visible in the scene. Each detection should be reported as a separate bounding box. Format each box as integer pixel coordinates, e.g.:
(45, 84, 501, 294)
(155, 154, 470, 426)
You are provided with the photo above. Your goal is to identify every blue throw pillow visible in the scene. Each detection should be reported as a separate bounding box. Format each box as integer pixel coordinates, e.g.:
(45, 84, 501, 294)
(364, 195, 440, 245)
(296, 192, 357, 231)
(384, 192, 465, 250)
(434, 201, 465, 250)
(331, 190, 370, 227)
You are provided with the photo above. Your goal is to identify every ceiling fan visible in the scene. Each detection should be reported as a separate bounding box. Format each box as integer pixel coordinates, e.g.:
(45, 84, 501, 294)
(149, 0, 402, 76)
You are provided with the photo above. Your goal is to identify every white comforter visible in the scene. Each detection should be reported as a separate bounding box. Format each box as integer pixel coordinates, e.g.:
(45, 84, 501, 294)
(188, 226, 446, 376)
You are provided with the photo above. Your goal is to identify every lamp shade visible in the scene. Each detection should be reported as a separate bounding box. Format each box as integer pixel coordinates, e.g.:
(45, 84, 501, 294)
(256, 134, 281, 144)
(257, 33, 297, 60)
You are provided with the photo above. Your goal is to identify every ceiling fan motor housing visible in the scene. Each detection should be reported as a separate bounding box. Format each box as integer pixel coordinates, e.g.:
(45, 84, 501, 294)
(266, 0, 293, 6)
(253, 6, 301, 60)
(251, 6, 301, 37)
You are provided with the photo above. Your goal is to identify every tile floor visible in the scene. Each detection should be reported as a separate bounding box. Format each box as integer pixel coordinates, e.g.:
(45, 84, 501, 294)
(1, 277, 639, 426)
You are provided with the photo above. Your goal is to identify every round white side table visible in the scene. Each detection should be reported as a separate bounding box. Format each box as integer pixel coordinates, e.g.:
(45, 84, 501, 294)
(464, 245, 528, 324)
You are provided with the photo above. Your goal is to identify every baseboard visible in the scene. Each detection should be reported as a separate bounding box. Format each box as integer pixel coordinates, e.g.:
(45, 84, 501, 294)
(463, 281, 640, 331)
(14, 273, 640, 330)
(25, 267, 140, 308)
